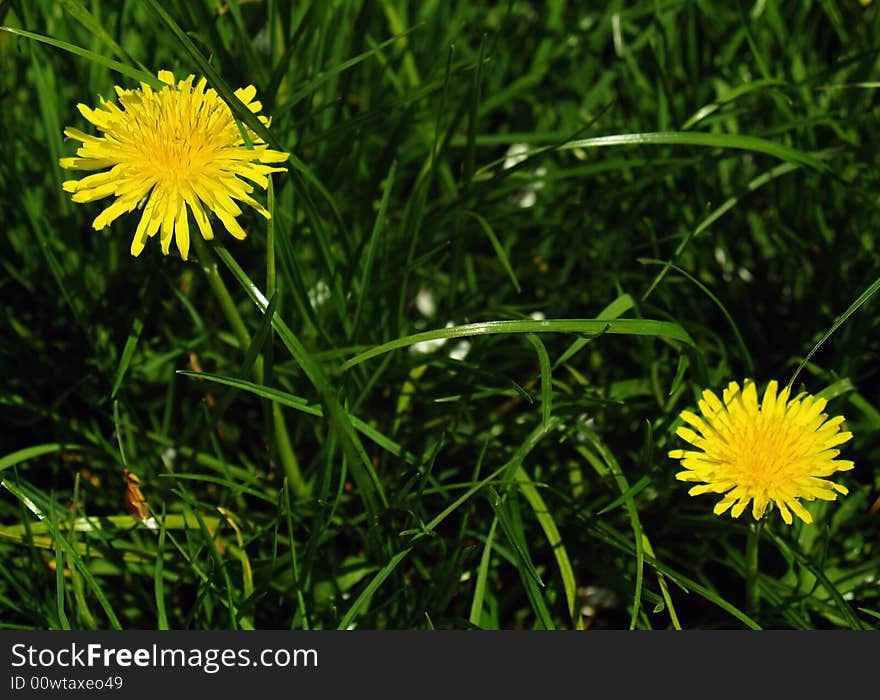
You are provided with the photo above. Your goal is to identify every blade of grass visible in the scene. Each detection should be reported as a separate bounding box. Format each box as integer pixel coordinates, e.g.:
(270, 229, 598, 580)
(558, 131, 831, 173)
(34, 499, 122, 629)
(488, 488, 555, 630)
(524, 334, 552, 428)
(111, 317, 144, 399)
(463, 35, 487, 188)
(338, 418, 560, 628)
(577, 432, 646, 630)
(336, 547, 413, 630)
(766, 530, 865, 630)
(0, 26, 160, 86)
(680, 77, 786, 130)
(589, 518, 760, 629)
(351, 159, 397, 339)
(154, 509, 170, 630)
(639, 258, 755, 376)
(788, 273, 880, 389)
(50, 502, 71, 630)
(0, 444, 81, 473)
(212, 245, 388, 512)
(468, 516, 498, 627)
(280, 482, 310, 630)
(58, 0, 149, 74)
(342, 318, 694, 370)
(465, 211, 522, 293)
(554, 294, 635, 369)
(177, 370, 416, 464)
(513, 465, 582, 629)
(488, 488, 544, 588)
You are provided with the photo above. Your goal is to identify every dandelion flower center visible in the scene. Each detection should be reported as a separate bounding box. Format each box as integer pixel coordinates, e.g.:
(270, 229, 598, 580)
(59, 70, 289, 260)
(668, 379, 854, 525)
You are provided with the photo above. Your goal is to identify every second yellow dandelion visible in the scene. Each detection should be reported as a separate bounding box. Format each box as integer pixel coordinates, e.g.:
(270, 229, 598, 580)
(668, 379, 854, 525)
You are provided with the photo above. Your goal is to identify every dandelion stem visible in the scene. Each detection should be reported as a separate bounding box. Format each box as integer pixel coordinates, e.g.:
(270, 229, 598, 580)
(745, 521, 762, 616)
(267, 177, 307, 501)
(191, 232, 255, 371)
(191, 231, 308, 501)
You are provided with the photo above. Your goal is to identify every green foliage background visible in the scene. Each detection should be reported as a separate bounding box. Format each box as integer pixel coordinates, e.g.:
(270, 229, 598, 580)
(1, 0, 878, 630)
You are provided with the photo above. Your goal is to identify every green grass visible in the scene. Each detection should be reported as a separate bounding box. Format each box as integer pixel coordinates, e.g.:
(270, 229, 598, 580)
(1, 0, 879, 631)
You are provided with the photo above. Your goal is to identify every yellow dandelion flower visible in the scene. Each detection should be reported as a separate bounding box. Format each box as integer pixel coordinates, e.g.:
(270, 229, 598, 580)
(59, 70, 289, 260)
(668, 379, 854, 525)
